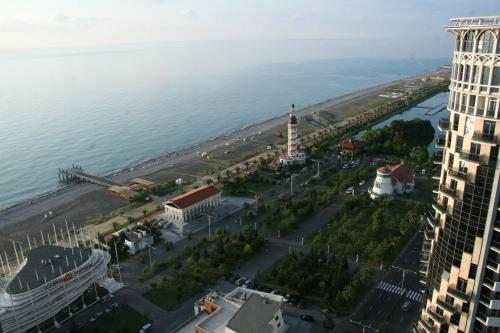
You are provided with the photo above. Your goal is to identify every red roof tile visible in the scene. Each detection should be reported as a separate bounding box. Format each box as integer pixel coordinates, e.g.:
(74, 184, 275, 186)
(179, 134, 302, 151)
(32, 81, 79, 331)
(338, 138, 364, 150)
(167, 185, 220, 209)
(389, 163, 414, 184)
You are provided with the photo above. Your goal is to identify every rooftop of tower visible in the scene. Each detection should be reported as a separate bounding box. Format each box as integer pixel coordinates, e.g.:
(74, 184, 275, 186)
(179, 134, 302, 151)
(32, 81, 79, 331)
(446, 16, 500, 30)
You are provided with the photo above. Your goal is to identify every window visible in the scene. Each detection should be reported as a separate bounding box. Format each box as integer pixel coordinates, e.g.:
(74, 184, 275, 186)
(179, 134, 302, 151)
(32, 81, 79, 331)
(277, 322, 281, 328)
(275, 315, 279, 321)
(477, 31, 495, 53)
(470, 142, 481, 156)
(457, 278, 467, 292)
(453, 113, 459, 131)
(456, 136, 464, 153)
(483, 121, 496, 136)
(469, 264, 477, 279)
(465, 65, 471, 82)
(462, 32, 474, 52)
(481, 66, 490, 85)
(455, 36, 461, 51)
(492, 67, 500, 86)
(472, 65, 480, 84)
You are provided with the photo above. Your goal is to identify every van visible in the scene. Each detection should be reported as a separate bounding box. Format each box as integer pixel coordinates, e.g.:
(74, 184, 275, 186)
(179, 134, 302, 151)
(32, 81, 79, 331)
(139, 323, 152, 333)
(401, 301, 410, 312)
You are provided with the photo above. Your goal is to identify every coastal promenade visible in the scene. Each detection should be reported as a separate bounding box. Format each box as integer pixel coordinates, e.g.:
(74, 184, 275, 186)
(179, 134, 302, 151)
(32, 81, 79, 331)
(0, 67, 450, 257)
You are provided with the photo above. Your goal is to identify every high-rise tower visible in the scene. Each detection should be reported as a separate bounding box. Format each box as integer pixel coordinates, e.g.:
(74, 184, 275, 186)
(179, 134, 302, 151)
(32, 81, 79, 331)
(416, 16, 500, 333)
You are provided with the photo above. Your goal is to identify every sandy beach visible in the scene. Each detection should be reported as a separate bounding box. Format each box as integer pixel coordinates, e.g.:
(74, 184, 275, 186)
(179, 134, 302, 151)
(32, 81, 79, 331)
(0, 67, 449, 255)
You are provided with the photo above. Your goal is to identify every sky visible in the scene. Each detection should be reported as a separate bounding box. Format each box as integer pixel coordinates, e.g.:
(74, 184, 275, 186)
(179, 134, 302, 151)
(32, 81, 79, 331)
(0, 0, 498, 57)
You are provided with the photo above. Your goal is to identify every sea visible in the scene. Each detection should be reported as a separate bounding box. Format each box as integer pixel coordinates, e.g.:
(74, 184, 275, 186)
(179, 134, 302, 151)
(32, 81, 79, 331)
(0, 40, 449, 209)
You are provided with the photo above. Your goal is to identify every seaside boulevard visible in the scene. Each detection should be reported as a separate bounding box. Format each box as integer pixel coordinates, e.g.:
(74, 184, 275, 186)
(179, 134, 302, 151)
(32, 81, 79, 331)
(0, 67, 449, 256)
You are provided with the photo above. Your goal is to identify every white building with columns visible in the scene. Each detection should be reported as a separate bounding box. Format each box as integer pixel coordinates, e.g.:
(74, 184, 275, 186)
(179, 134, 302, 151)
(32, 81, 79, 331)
(163, 185, 222, 231)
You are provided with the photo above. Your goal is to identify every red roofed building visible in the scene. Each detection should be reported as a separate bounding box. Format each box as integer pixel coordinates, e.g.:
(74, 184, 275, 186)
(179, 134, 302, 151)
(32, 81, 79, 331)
(338, 138, 364, 157)
(370, 162, 415, 199)
(163, 185, 222, 230)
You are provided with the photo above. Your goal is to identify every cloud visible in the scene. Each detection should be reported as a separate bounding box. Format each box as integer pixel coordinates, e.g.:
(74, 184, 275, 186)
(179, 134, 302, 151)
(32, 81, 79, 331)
(180, 9, 198, 20)
(74, 16, 111, 27)
(53, 14, 71, 23)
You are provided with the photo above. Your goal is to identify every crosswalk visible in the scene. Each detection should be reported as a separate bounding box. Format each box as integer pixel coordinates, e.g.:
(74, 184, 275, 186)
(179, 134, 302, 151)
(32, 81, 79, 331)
(377, 281, 423, 302)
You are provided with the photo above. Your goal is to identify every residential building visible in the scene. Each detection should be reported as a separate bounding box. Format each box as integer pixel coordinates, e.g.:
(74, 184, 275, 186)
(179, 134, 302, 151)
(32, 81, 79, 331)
(178, 287, 287, 333)
(415, 16, 500, 333)
(122, 228, 154, 255)
(370, 163, 415, 199)
(163, 185, 222, 230)
(338, 138, 365, 157)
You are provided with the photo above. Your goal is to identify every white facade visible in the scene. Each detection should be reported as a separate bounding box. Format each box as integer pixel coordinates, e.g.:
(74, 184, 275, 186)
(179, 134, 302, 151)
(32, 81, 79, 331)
(279, 104, 306, 166)
(164, 194, 221, 224)
(370, 164, 415, 199)
(0, 247, 110, 333)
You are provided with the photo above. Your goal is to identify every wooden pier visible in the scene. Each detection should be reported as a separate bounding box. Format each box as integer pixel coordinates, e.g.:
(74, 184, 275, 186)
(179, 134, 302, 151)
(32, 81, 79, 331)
(58, 165, 121, 187)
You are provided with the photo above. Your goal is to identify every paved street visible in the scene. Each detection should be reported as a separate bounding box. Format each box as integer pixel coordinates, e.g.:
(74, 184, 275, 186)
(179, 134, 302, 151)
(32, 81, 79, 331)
(336, 230, 424, 333)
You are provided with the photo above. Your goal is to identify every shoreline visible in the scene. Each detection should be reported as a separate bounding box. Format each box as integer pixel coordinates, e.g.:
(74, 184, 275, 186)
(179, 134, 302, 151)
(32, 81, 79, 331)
(0, 67, 448, 224)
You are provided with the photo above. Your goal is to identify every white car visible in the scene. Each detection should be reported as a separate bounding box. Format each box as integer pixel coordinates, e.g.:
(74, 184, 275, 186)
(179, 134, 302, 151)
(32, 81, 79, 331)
(89, 316, 96, 323)
(359, 180, 366, 186)
(345, 187, 354, 194)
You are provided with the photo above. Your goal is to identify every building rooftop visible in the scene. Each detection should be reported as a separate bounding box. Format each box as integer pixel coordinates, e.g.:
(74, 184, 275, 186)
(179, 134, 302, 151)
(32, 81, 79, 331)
(377, 163, 414, 183)
(338, 138, 364, 151)
(165, 185, 220, 209)
(6, 245, 92, 295)
(226, 293, 280, 333)
(446, 16, 500, 30)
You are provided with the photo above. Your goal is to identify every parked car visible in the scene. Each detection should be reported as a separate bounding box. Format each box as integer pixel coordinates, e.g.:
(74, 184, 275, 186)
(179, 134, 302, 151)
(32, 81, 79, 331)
(105, 307, 112, 313)
(96, 311, 103, 317)
(139, 323, 153, 333)
(300, 315, 314, 322)
(243, 279, 254, 289)
(401, 301, 411, 312)
(111, 302, 119, 309)
(297, 299, 305, 309)
(283, 294, 291, 303)
(89, 316, 96, 323)
(359, 180, 366, 186)
(345, 187, 354, 194)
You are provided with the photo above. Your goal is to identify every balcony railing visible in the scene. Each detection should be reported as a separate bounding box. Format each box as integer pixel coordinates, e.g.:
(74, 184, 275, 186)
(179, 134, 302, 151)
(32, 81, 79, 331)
(433, 201, 449, 215)
(435, 135, 446, 149)
(472, 132, 500, 145)
(438, 118, 450, 131)
(459, 151, 487, 165)
(448, 168, 473, 182)
(447, 286, 469, 302)
(436, 298, 456, 313)
(439, 184, 458, 198)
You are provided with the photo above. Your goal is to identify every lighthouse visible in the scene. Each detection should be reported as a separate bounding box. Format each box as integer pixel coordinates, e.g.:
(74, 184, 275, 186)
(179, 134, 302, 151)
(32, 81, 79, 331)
(279, 104, 306, 166)
(287, 104, 298, 158)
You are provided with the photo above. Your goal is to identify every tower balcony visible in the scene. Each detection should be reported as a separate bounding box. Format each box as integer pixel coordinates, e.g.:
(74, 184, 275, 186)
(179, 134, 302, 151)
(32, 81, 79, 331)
(438, 118, 450, 131)
(448, 168, 473, 183)
(433, 152, 444, 165)
(436, 298, 457, 313)
(483, 277, 500, 292)
(435, 135, 446, 149)
(432, 201, 449, 215)
(459, 151, 487, 165)
(439, 184, 459, 199)
(472, 132, 500, 145)
(427, 215, 439, 228)
(447, 286, 469, 302)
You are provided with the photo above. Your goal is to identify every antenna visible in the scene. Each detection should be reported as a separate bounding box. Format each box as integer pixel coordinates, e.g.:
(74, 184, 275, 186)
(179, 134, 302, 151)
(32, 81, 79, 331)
(4, 250, 12, 275)
(0, 254, 5, 275)
(53, 224, 59, 246)
(12, 240, 20, 266)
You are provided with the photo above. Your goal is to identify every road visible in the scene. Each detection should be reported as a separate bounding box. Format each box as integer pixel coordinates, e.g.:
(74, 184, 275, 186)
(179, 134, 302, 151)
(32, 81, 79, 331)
(335, 230, 424, 333)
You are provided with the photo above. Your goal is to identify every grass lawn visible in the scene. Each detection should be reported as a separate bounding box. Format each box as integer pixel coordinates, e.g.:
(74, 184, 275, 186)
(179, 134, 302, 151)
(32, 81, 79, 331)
(75, 305, 149, 333)
(403, 175, 435, 204)
(144, 285, 197, 311)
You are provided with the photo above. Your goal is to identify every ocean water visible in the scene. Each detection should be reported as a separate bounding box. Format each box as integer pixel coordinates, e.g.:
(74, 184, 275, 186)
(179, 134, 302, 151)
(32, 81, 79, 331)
(0, 41, 448, 208)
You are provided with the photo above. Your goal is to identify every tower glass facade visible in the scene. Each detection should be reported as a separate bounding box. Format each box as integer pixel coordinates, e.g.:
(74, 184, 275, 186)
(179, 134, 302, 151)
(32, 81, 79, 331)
(416, 16, 500, 333)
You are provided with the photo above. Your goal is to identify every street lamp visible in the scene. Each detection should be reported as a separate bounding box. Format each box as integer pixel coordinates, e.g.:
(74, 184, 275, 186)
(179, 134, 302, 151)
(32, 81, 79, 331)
(202, 213, 216, 241)
(248, 190, 260, 212)
(391, 265, 417, 290)
(349, 319, 380, 333)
